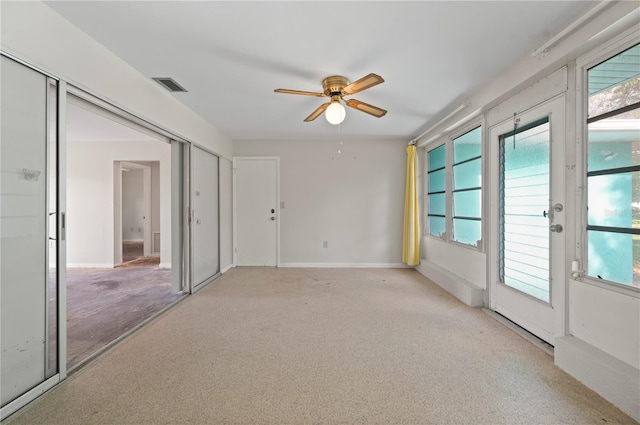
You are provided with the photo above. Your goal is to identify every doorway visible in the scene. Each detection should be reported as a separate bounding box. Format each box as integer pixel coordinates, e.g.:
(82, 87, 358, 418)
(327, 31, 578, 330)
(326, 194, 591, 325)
(488, 97, 566, 345)
(65, 95, 181, 370)
(234, 157, 279, 266)
(117, 161, 157, 265)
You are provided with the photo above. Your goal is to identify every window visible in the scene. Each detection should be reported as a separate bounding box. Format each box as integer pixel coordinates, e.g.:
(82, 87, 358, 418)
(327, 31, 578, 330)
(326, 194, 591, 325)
(452, 126, 482, 246)
(427, 144, 446, 237)
(586, 42, 640, 288)
(425, 125, 483, 247)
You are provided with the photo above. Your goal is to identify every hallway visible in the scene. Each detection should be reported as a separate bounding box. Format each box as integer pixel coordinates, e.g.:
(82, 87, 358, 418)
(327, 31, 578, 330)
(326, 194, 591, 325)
(11, 268, 636, 424)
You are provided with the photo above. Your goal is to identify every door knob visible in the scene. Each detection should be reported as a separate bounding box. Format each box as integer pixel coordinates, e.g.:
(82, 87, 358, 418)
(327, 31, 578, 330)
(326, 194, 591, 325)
(270, 217, 276, 221)
(550, 224, 563, 233)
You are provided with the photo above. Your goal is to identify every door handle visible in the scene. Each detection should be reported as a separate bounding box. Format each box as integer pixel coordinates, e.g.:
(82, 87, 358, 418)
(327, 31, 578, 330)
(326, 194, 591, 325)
(271, 209, 275, 213)
(270, 217, 276, 221)
(550, 224, 563, 233)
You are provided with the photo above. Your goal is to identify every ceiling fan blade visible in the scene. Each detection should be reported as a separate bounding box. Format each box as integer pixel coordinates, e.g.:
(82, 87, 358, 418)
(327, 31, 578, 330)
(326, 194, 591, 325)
(274, 88, 326, 97)
(342, 73, 384, 95)
(304, 102, 330, 122)
(345, 99, 387, 118)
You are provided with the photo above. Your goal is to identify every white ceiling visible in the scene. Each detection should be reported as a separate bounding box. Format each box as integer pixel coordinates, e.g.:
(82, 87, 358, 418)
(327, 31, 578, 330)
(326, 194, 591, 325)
(45, 1, 595, 142)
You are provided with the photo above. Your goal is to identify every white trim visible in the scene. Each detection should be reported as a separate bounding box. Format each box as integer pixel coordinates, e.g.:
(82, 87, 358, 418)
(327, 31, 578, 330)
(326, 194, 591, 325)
(572, 277, 640, 299)
(57, 81, 68, 381)
(159, 262, 172, 269)
(0, 375, 60, 421)
(531, 1, 612, 58)
(414, 260, 485, 307)
(555, 336, 640, 422)
(485, 67, 568, 128)
(575, 24, 640, 70)
(220, 263, 234, 274)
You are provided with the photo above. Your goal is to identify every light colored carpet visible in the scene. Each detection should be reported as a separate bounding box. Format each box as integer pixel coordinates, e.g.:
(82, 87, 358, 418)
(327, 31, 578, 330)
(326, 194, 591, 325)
(7, 267, 637, 424)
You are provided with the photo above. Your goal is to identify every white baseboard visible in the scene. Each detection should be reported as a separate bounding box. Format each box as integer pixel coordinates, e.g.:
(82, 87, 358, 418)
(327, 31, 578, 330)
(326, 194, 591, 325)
(123, 239, 143, 243)
(221, 263, 234, 274)
(414, 260, 485, 307)
(555, 336, 640, 422)
(278, 263, 410, 268)
(159, 262, 171, 269)
(67, 263, 115, 269)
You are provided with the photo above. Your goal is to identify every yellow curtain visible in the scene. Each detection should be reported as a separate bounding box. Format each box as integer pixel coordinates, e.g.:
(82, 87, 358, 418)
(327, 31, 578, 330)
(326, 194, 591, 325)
(403, 145, 420, 266)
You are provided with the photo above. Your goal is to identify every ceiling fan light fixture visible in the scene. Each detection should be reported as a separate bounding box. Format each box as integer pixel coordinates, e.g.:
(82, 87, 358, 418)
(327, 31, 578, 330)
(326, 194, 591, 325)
(325, 101, 346, 125)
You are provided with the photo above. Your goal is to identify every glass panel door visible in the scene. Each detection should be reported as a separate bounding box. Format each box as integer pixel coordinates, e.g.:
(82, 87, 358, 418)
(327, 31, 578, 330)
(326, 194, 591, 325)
(489, 97, 566, 345)
(499, 118, 551, 302)
(0, 56, 56, 408)
(191, 146, 219, 291)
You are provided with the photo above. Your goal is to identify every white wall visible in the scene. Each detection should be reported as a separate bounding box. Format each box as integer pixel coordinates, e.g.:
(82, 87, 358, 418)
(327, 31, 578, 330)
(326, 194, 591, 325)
(234, 139, 406, 266)
(0, 1, 232, 159)
(67, 140, 171, 267)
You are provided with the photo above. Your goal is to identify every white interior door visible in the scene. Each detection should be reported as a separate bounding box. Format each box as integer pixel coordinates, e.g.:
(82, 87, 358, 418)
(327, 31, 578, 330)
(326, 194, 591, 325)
(234, 157, 279, 266)
(489, 97, 566, 345)
(191, 146, 219, 290)
(0, 56, 55, 409)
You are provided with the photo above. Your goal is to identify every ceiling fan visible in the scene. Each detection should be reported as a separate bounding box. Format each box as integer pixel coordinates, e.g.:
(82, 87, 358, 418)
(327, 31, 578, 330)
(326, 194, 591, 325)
(274, 73, 387, 125)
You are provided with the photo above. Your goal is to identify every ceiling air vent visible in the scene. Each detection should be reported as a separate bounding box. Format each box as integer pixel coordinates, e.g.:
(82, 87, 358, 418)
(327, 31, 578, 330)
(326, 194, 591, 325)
(152, 77, 187, 92)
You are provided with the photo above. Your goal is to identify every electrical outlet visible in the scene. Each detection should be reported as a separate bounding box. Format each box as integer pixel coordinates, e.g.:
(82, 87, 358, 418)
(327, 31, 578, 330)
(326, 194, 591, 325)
(323, 241, 328, 248)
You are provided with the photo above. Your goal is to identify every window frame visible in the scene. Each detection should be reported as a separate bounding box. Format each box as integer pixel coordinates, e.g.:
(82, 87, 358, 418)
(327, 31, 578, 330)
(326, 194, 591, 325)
(576, 28, 640, 294)
(451, 125, 483, 247)
(426, 143, 447, 239)
(423, 120, 484, 251)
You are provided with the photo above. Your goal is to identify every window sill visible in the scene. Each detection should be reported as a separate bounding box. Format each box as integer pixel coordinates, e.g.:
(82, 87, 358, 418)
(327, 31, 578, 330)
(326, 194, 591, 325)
(572, 275, 640, 298)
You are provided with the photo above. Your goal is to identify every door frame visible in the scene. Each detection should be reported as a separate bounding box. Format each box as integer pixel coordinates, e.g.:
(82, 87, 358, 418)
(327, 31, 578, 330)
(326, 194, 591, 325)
(487, 95, 566, 345)
(115, 161, 152, 265)
(189, 144, 221, 293)
(232, 156, 280, 267)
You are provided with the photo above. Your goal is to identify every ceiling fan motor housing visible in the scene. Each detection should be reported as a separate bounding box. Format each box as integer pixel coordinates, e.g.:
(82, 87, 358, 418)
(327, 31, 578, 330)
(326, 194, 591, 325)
(323, 75, 349, 96)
